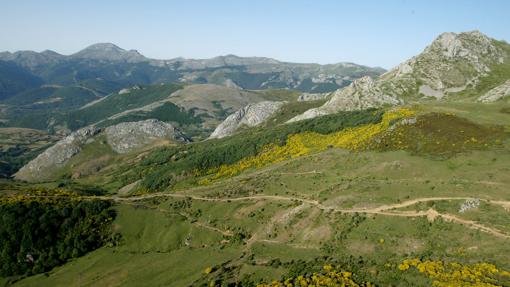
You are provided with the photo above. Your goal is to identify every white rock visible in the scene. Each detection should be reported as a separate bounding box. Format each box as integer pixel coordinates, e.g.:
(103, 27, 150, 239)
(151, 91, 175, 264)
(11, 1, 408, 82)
(288, 77, 401, 123)
(297, 93, 330, 102)
(209, 101, 285, 139)
(105, 119, 190, 153)
(478, 80, 510, 102)
(15, 126, 101, 181)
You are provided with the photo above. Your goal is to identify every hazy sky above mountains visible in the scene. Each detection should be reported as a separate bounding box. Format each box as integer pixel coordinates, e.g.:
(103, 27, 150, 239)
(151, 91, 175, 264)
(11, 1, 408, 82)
(1, 0, 509, 69)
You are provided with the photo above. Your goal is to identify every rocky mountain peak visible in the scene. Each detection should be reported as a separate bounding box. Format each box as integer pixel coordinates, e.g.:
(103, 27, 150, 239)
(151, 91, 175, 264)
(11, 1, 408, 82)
(425, 31, 503, 63)
(382, 30, 506, 96)
(291, 31, 508, 122)
(72, 43, 147, 62)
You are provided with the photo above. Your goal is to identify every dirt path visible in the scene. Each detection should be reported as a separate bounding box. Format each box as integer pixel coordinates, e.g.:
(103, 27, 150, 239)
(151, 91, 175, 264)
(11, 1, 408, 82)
(111, 193, 510, 240)
(19, 193, 510, 240)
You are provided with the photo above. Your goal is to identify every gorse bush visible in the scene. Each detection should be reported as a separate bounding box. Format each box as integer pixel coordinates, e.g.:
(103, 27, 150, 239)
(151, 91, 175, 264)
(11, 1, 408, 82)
(133, 109, 383, 191)
(201, 108, 414, 182)
(256, 264, 374, 287)
(398, 259, 510, 287)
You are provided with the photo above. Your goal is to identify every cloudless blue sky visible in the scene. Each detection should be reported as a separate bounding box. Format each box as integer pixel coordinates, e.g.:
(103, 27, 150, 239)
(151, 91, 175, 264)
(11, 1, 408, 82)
(1, 0, 509, 69)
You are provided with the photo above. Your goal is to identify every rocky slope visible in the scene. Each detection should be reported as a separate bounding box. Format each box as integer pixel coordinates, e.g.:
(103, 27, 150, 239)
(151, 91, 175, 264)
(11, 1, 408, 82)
(290, 31, 509, 122)
(105, 119, 190, 153)
(297, 93, 331, 102)
(14, 126, 101, 181)
(209, 101, 285, 139)
(15, 119, 189, 182)
(289, 76, 401, 122)
(379, 30, 506, 99)
(478, 80, 510, 102)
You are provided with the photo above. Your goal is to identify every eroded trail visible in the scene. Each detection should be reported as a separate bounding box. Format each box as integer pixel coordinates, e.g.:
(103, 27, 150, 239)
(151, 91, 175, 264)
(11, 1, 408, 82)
(121, 193, 510, 240)
(19, 193, 510, 240)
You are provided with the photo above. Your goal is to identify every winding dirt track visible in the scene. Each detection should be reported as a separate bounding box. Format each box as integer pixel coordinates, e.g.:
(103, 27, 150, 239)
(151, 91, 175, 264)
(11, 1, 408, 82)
(22, 192, 510, 239)
(76, 193, 510, 240)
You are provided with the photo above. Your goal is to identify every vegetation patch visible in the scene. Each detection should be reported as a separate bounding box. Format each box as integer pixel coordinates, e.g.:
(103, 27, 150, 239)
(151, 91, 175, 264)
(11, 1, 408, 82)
(123, 109, 383, 191)
(369, 113, 506, 157)
(97, 102, 202, 128)
(0, 194, 116, 278)
(398, 258, 510, 287)
(255, 264, 372, 287)
(200, 108, 414, 183)
(57, 84, 183, 130)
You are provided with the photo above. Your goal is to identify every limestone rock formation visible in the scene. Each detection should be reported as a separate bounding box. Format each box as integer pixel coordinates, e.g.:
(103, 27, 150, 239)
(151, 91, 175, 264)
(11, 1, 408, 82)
(209, 101, 285, 139)
(15, 126, 101, 181)
(15, 119, 190, 181)
(381, 30, 506, 98)
(290, 31, 508, 122)
(478, 80, 510, 102)
(297, 93, 331, 102)
(105, 119, 190, 153)
(288, 77, 401, 122)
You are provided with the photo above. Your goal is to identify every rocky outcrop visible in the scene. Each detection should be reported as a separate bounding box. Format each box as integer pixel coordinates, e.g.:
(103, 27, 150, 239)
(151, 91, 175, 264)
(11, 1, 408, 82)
(209, 101, 285, 139)
(288, 77, 401, 122)
(15, 119, 190, 182)
(15, 126, 101, 181)
(105, 119, 190, 153)
(297, 93, 331, 102)
(478, 80, 510, 102)
(290, 31, 508, 122)
(381, 31, 506, 97)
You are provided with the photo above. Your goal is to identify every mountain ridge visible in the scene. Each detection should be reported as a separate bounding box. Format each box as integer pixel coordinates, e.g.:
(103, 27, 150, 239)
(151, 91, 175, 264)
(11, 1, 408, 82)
(289, 30, 510, 122)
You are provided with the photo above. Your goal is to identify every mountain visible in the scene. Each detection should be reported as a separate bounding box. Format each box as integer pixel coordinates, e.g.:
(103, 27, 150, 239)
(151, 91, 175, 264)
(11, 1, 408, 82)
(0, 61, 44, 100)
(3, 31, 510, 287)
(71, 43, 147, 62)
(290, 31, 510, 122)
(0, 44, 385, 137)
(0, 50, 65, 69)
(0, 43, 385, 98)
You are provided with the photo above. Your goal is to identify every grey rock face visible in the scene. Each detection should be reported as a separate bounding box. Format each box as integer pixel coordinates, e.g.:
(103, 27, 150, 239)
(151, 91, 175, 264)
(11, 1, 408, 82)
(288, 77, 401, 122)
(290, 31, 507, 122)
(105, 119, 190, 153)
(478, 80, 510, 102)
(297, 93, 331, 102)
(382, 31, 505, 95)
(15, 120, 190, 181)
(209, 101, 285, 139)
(14, 126, 101, 181)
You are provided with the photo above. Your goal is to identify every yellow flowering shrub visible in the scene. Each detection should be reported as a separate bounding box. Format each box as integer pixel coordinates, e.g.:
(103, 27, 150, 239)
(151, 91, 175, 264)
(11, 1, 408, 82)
(256, 264, 373, 287)
(201, 108, 415, 183)
(398, 259, 510, 287)
(0, 188, 80, 204)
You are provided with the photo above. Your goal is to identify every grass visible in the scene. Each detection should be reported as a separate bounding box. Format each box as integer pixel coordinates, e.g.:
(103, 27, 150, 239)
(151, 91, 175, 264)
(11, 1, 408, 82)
(3, 101, 510, 286)
(57, 84, 184, 130)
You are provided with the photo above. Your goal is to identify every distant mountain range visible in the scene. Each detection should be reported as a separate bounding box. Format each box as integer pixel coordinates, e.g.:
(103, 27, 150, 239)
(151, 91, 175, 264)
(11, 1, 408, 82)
(0, 43, 385, 100)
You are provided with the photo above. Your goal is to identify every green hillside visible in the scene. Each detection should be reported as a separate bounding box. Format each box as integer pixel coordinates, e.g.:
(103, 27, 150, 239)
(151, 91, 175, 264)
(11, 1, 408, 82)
(0, 61, 43, 100)
(2, 101, 509, 286)
(2, 30, 510, 287)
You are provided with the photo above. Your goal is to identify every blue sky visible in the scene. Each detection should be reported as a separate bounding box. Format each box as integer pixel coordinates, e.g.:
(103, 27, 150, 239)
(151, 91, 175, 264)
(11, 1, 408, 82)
(1, 0, 509, 69)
